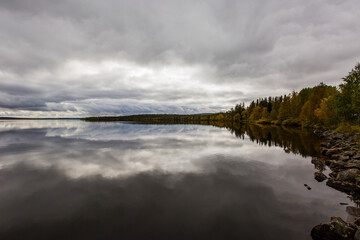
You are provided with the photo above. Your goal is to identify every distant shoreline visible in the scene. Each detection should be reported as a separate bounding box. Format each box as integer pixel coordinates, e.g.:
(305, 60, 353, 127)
(0, 117, 82, 120)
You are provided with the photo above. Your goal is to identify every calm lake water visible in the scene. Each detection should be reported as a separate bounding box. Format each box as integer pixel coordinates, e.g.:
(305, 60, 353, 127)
(0, 120, 354, 239)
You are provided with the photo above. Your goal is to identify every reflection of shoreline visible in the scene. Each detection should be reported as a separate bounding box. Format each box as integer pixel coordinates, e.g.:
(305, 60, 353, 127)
(0, 120, 321, 178)
(0, 120, 321, 157)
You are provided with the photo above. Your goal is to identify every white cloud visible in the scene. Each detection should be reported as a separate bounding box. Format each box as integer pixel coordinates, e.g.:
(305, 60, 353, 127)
(0, 0, 359, 117)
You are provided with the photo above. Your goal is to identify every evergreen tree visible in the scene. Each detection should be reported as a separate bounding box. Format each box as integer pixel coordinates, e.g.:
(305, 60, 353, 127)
(335, 63, 360, 123)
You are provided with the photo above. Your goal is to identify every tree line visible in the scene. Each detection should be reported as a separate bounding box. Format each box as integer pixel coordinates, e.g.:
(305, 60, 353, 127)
(224, 63, 360, 131)
(84, 63, 360, 131)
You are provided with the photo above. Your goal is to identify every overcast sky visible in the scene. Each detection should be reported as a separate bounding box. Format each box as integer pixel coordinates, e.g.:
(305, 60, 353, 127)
(0, 0, 359, 117)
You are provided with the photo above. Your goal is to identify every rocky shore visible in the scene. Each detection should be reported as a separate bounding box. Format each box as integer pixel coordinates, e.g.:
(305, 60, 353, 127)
(311, 130, 360, 240)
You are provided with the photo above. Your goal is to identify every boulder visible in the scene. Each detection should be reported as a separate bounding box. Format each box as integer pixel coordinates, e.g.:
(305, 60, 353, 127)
(321, 130, 333, 138)
(331, 154, 350, 161)
(353, 218, 360, 226)
(354, 154, 360, 160)
(326, 148, 343, 156)
(311, 157, 325, 170)
(336, 169, 360, 183)
(327, 179, 360, 192)
(344, 160, 360, 169)
(329, 171, 338, 178)
(329, 160, 346, 170)
(355, 229, 360, 240)
(314, 171, 327, 182)
(343, 151, 355, 157)
(346, 206, 360, 218)
(311, 217, 357, 240)
(333, 132, 345, 140)
(339, 155, 351, 162)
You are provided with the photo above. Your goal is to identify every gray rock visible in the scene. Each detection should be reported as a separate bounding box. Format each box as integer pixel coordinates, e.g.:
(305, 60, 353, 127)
(339, 155, 351, 161)
(311, 157, 325, 170)
(343, 151, 355, 157)
(336, 169, 360, 183)
(314, 129, 323, 135)
(329, 160, 346, 169)
(314, 171, 327, 182)
(353, 218, 360, 226)
(354, 154, 360, 160)
(329, 171, 338, 178)
(346, 206, 360, 218)
(335, 142, 348, 148)
(331, 154, 350, 161)
(333, 132, 345, 140)
(355, 229, 360, 240)
(326, 148, 343, 156)
(327, 179, 360, 192)
(311, 217, 357, 240)
(344, 160, 360, 169)
(348, 135, 359, 142)
(321, 130, 333, 138)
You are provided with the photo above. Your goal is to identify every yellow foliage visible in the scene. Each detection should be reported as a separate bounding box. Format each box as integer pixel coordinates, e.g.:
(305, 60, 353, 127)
(215, 113, 225, 122)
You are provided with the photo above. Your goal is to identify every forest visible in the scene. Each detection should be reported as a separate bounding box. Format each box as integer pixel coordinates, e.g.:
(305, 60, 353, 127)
(226, 63, 360, 131)
(84, 63, 360, 132)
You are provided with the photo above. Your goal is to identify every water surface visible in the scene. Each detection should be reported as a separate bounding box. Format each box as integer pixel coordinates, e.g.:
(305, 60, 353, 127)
(0, 120, 353, 239)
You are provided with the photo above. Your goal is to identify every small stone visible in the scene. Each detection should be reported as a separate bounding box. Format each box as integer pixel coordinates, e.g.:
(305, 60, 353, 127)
(329, 171, 338, 178)
(314, 171, 327, 182)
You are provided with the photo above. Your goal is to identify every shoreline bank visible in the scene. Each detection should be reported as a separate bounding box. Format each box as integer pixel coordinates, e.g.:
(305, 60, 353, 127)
(311, 130, 360, 239)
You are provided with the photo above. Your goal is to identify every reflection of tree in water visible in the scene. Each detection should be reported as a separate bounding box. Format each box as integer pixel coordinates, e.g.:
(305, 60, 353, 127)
(126, 120, 322, 158)
(223, 123, 321, 158)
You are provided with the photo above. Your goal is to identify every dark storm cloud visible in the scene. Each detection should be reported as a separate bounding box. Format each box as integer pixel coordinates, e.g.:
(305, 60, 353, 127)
(0, 0, 359, 116)
(0, 96, 47, 110)
(0, 83, 42, 96)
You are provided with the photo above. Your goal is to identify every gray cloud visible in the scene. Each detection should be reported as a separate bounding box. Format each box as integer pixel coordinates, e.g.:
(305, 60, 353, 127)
(0, 0, 359, 117)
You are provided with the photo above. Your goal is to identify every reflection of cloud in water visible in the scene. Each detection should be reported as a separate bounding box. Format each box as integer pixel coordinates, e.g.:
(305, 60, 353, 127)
(0, 120, 297, 178)
(0, 120, 353, 239)
(0, 120, 224, 141)
(0, 160, 348, 240)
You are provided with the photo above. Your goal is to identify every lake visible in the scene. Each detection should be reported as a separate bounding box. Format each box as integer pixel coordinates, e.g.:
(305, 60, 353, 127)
(0, 120, 354, 239)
